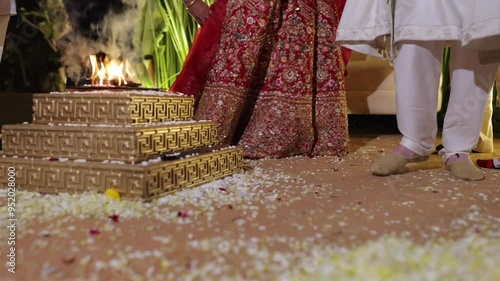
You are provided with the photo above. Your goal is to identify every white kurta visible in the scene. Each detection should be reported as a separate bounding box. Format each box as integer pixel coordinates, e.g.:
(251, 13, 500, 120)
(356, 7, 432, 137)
(335, 0, 391, 57)
(0, 0, 16, 15)
(337, 0, 500, 61)
(9, 0, 16, 15)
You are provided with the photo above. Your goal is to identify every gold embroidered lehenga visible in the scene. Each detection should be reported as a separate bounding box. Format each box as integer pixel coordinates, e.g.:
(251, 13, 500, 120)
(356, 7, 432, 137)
(172, 0, 350, 158)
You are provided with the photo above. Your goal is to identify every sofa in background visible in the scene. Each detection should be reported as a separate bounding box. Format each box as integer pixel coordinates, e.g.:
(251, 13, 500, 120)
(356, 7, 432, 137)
(345, 51, 443, 115)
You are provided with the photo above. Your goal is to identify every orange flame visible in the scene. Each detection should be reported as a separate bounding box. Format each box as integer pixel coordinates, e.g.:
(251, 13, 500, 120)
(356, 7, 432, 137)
(89, 55, 128, 86)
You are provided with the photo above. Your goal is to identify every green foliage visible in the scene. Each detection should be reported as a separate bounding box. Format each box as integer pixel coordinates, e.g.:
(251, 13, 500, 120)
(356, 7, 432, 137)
(492, 84, 499, 134)
(19, 0, 70, 52)
(437, 48, 451, 128)
(135, 0, 213, 89)
(0, 0, 70, 93)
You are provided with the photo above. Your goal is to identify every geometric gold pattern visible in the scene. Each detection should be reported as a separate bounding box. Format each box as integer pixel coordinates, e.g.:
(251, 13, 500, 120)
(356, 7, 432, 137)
(1, 122, 218, 163)
(1, 89, 244, 199)
(32, 92, 194, 125)
(0, 147, 243, 200)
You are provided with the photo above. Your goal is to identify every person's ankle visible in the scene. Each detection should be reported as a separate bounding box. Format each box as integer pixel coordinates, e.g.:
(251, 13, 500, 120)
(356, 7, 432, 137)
(445, 153, 470, 165)
(393, 145, 419, 159)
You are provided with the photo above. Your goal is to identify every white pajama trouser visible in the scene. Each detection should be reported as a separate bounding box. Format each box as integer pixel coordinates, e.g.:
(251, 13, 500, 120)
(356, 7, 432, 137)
(394, 40, 499, 161)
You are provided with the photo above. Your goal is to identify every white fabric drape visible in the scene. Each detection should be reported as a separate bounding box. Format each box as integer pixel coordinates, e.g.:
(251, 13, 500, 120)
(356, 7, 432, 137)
(337, 0, 500, 62)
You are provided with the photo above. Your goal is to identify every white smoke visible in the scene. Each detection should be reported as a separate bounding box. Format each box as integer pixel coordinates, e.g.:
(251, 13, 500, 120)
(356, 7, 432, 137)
(59, 34, 98, 83)
(59, 0, 147, 84)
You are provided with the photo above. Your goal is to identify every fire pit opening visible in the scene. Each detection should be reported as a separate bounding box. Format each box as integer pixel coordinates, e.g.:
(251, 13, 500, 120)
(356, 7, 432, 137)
(66, 52, 146, 91)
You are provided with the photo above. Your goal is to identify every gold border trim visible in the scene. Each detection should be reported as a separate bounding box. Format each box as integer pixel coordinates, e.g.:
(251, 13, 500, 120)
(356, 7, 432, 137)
(32, 93, 195, 125)
(0, 147, 243, 200)
(2, 122, 218, 163)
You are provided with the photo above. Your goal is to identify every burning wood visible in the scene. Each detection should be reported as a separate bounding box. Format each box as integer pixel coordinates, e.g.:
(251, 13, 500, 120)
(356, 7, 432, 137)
(67, 52, 142, 89)
(89, 53, 129, 86)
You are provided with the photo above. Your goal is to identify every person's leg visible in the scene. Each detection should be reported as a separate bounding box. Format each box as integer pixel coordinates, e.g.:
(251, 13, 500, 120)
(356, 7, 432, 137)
(474, 88, 494, 153)
(371, 40, 445, 176)
(440, 42, 499, 180)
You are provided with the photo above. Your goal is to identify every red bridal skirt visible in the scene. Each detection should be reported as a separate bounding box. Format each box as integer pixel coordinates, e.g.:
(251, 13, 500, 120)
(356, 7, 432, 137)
(171, 0, 350, 158)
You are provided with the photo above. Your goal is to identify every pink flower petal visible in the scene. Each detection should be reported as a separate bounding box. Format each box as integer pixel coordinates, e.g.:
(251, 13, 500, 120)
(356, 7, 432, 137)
(177, 211, 189, 218)
(108, 214, 120, 222)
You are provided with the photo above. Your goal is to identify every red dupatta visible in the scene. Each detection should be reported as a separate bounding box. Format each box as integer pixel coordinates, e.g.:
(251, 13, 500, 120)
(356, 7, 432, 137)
(335, 0, 352, 66)
(169, 0, 228, 98)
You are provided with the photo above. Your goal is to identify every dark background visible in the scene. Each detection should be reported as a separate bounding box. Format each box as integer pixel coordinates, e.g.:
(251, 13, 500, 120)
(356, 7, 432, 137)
(0, 0, 125, 93)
